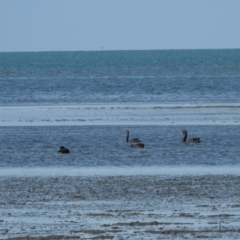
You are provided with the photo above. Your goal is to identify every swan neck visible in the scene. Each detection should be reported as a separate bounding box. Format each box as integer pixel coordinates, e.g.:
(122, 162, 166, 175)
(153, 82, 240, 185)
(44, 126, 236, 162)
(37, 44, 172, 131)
(183, 132, 187, 142)
(126, 133, 129, 142)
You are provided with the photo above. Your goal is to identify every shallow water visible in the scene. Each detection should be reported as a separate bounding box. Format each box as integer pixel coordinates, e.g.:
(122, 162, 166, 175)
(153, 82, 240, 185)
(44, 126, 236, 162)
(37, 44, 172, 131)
(0, 125, 239, 169)
(1, 175, 240, 239)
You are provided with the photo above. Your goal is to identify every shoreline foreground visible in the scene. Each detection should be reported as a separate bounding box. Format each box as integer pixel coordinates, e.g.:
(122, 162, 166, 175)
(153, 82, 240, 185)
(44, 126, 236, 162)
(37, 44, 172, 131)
(1, 174, 240, 239)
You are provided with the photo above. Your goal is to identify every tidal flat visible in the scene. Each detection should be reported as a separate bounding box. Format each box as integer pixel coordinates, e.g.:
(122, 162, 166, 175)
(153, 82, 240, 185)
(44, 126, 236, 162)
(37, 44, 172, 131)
(1, 174, 240, 239)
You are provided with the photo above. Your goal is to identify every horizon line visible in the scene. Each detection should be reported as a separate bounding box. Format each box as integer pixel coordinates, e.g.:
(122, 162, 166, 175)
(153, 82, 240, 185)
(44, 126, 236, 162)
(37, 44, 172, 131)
(1, 47, 240, 54)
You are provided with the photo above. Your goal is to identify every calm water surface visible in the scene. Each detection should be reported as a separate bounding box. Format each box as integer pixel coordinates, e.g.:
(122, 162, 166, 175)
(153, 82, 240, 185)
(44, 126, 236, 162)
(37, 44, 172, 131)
(0, 50, 240, 171)
(0, 50, 240, 105)
(0, 125, 239, 168)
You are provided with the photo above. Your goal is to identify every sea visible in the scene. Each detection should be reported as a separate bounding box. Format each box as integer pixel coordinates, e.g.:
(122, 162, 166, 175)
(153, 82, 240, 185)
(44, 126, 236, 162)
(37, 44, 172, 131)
(0, 49, 240, 176)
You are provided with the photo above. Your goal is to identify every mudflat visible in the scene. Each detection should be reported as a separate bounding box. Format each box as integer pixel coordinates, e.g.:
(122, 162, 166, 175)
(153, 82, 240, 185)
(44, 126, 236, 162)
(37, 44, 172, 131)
(1, 175, 240, 239)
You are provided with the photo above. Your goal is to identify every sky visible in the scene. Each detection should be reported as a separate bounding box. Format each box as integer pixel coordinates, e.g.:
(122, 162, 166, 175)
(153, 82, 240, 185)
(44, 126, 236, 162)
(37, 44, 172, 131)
(0, 0, 240, 52)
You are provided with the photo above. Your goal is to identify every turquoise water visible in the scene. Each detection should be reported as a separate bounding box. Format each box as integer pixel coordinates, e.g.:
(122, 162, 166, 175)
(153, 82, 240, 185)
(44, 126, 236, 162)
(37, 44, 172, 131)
(0, 49, 240, 170)
(0, 49, 239, 105)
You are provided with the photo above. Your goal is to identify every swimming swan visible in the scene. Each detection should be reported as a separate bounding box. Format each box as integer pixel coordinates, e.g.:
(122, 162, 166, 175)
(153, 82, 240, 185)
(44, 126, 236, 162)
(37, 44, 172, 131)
(182, 130, 201, 143)
(58, 146, 70, 153)
(126, 130, 141, 143)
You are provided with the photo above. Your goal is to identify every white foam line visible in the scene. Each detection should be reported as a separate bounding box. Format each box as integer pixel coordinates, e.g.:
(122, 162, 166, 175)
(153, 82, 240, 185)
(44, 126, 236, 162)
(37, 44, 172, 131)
(0, 104, 239, 126)
(1, 166, 240, 177)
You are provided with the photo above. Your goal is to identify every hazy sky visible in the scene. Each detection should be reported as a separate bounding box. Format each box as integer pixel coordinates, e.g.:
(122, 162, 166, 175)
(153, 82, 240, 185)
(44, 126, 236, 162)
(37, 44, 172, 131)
(1, 0, 240, 52)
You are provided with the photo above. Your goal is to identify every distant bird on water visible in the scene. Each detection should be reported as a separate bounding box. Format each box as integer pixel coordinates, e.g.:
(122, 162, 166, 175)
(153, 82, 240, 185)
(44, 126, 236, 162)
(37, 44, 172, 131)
(182, 130, 201, 143)
(58, 146, 70, 153)
(126, 130, 141, 143)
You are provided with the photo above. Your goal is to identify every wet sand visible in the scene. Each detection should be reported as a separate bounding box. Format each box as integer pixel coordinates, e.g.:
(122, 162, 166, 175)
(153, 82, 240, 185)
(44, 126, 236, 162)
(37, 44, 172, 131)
(1, 174, 240, 239)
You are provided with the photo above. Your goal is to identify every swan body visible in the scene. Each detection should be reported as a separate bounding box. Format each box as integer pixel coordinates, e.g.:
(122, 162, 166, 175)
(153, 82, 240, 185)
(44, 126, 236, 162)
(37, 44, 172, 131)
(130, 143, 145, 148)
(126, 130, 141, 143)
(58, 146, 70, 153)
(182, 130, 201, 143)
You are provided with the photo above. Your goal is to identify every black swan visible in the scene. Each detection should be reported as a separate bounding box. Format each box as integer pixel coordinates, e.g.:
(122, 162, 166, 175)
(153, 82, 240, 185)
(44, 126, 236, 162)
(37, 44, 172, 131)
(58, 146, 70, 153)
(126, 130, 141, 143)
(182, 130, 201, 143)
(130, 143, 145, 148)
